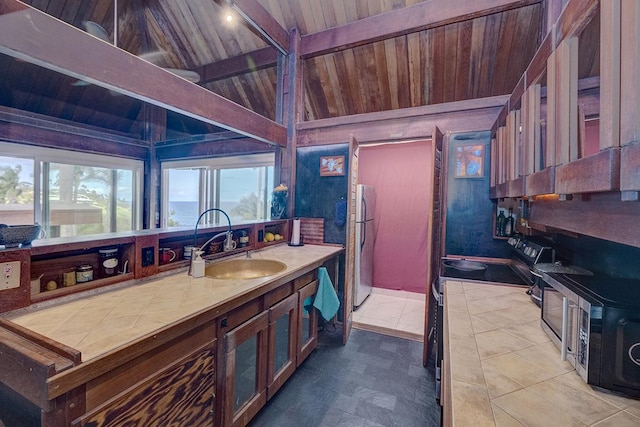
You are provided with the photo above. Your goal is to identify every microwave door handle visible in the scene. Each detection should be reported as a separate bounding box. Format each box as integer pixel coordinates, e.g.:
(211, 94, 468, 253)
(560, 298, 579, 360)
(561, 296, 569, 361)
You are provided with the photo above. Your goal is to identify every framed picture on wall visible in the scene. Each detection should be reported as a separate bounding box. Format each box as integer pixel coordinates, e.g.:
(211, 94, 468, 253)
(320, 156, 345, 176)
(454, 143, 484, 178)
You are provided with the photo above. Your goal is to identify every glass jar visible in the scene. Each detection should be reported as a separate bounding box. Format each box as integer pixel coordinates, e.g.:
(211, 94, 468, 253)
(76, 264, 94, 283)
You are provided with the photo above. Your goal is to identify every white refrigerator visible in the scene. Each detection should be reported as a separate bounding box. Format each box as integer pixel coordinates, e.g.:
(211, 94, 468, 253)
(354, 184, 376, 308)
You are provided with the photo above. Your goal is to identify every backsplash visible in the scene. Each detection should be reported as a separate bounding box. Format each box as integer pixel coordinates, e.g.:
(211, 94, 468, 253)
(557, 234, 640, 279)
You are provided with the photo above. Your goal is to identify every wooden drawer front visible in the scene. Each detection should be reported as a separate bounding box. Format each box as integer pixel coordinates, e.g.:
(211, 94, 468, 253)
(221, 298, 263, 331)
(293, 270, 317, 291)
(74, 345, 215, 427)
(264, 281, 294, 307)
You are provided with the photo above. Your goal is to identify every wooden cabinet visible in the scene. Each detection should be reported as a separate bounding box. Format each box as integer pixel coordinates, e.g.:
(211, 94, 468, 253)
(297, 279, 319, 366)
(0, 246, 341, 427)
(490, 0, 610, 199)
(266, 293, 298, 399)
(223, 311, 269, 427)
(219, 268, 319, 426)
(619, 0, 640, 199)
(73, 343, 216, 427)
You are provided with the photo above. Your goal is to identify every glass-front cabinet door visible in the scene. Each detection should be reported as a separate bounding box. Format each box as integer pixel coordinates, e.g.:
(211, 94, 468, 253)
(297, 280, 319, 366)
(224, 311, 268, 427)
(267, 293, 298, 399)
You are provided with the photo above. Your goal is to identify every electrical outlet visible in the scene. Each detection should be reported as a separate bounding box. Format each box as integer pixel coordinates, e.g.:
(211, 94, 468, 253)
(0, 261, 21, 291)
(141, 247, 155, 267)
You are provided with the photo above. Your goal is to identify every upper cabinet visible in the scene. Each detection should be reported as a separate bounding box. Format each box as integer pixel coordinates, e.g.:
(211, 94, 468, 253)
(491, 0, 639, 200)
(619, 1, 640, 199)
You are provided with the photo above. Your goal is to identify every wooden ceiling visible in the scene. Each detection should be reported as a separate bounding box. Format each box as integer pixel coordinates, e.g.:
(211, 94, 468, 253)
(0, 0, 547, 140)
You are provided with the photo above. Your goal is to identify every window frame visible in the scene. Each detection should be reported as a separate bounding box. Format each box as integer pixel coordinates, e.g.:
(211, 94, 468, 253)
(160, 153, 275, 228)
(0, 141, 143, 234)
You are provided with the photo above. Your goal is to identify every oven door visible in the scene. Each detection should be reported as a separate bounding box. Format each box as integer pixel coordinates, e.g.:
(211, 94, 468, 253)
(541, 279, 579, 367)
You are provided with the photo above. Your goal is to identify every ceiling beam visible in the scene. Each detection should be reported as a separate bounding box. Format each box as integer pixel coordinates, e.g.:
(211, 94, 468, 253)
(300, 0, 543, 58)
(0, 0, 286, 147)
(226, 0, 290, 55)
(195, 47, 278, 84)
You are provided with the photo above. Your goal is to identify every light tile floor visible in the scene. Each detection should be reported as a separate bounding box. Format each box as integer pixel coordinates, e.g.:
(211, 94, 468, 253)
(352, 288, 425, 341)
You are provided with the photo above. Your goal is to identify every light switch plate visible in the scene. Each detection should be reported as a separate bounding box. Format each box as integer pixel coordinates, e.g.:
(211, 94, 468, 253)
(0, 261, 21, 291)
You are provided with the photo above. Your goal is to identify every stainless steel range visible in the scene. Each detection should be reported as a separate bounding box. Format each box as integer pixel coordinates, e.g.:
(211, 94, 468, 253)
(440, 235, 556, 290)
(434, 234, 556, 405)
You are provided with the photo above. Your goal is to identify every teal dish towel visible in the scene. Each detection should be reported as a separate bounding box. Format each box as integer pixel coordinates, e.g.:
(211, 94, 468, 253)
(313, 266, 340, 321)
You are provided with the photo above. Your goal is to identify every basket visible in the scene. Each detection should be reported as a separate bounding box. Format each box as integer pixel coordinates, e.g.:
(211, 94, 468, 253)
(0, 224, 43, 248)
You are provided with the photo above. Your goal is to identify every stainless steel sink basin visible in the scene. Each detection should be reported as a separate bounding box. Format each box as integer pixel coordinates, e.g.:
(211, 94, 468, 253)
(205, 258, 287, 280)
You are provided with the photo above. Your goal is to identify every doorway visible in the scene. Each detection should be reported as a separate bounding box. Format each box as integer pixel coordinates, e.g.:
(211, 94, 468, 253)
(351, 140, 433, 340)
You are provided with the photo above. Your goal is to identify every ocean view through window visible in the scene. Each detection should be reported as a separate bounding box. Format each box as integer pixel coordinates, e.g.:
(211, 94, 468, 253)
(161, 154, 275, 228)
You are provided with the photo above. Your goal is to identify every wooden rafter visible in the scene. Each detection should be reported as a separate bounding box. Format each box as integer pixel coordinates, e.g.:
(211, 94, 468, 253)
(226, 0, 290, 55)
(195, 47, 278, 84)
(299, 0, 543, 58)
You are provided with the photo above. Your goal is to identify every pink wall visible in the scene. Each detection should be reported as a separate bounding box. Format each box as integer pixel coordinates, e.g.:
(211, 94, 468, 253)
(358, 141, 433, 294)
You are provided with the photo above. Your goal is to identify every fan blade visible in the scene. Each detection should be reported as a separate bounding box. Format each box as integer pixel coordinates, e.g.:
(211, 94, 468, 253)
(137, 50, 168, 64)
(71, 80, 91, 87)
(83, 21, 111, 43)
(164, 68, 201, 83)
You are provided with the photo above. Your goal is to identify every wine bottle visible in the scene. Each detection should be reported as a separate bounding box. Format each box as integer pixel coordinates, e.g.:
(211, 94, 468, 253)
(496, 210, 506, 237)
(505, 208, 515, 236)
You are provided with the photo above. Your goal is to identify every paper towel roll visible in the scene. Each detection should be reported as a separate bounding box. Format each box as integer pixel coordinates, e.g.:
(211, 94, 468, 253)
(291, 219, 301, 245)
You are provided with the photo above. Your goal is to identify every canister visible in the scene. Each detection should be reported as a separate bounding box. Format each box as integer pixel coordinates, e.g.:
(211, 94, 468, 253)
(98, 247, 119, 277)
(76, 264, 94, 283)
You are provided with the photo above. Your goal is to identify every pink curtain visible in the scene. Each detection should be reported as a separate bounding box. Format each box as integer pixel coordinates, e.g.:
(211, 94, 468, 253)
(358, 141, 433, 294)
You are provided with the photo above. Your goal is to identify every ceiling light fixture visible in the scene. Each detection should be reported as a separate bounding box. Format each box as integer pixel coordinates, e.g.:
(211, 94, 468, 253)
(226, 12, 233, 22)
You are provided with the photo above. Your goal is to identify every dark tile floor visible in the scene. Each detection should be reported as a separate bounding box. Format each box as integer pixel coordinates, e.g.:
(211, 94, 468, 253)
(249, 328, 441, 427)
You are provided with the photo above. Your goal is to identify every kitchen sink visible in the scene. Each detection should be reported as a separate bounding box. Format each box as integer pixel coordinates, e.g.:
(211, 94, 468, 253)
(205, 258, 287, 280)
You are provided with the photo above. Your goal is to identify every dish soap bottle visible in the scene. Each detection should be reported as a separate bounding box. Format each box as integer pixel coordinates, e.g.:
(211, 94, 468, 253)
(191, 250, 205, 278)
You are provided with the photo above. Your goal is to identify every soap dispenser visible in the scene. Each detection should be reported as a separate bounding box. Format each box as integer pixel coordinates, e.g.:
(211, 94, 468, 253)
(191, 250, 205, 278)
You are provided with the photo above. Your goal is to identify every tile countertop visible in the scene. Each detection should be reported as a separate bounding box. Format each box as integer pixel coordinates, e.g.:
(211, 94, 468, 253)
(443, 280, 640, 427)
(3, 244, 342, 362)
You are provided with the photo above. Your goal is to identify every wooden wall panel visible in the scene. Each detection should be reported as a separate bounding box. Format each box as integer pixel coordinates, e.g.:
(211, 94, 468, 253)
(620, 0, 640, 147)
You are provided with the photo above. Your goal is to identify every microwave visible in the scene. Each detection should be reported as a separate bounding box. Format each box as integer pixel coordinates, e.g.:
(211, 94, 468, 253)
(541, 272, 640, 397)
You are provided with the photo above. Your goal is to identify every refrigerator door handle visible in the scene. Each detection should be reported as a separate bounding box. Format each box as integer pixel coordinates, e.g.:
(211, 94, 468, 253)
(360, 198, 367, 251)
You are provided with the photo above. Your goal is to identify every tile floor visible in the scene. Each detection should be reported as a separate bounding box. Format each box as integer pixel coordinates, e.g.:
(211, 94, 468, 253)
(352, 288, 426, 341)
(248, 327, 440, 427)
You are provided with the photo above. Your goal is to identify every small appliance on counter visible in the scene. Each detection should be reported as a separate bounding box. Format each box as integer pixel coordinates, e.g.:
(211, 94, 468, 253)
(540, 271, 640, 398)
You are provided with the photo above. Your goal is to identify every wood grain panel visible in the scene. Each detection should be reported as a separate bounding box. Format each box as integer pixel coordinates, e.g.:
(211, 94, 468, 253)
(76, 345, 214, 427)
(529, 192, 640, 248)
(299, 218, 324, 245)
(555, 148, 620, 195)
(621, 143, 640, 191)
(619, 0, 639, 148)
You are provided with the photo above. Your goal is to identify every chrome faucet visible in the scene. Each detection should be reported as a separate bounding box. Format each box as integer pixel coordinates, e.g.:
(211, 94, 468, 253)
(189, 208, 233, 276)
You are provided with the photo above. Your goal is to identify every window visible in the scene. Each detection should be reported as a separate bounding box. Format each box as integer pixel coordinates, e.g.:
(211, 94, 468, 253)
(0, 142, 143, 238)
(161, 154, 275, 228)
